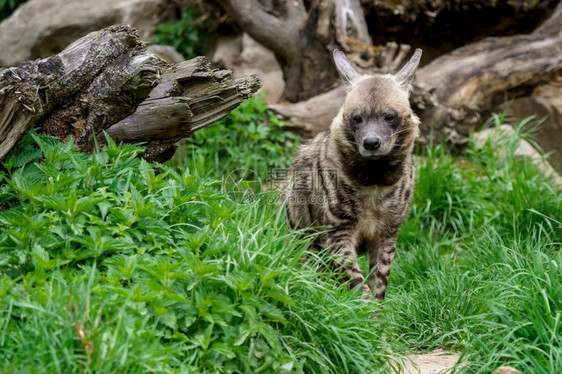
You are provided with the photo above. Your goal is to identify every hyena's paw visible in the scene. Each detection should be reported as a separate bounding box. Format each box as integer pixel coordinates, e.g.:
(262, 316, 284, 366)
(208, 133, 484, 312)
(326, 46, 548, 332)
(358, 285, 376, 304)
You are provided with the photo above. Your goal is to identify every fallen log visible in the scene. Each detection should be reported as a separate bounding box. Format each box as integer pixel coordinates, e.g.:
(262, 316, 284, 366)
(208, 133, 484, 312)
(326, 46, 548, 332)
(0, 25, 261, 162)
(414, 0, 562, 144)
(416, 1, 562, 111)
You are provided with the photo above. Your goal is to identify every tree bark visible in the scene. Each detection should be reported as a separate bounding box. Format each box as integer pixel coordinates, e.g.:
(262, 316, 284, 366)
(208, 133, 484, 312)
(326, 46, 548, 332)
(215, 0, 376, 102)
(270, 1, 562, 146)
(416, 1, 562, 110)
(413, 0, 562, 143)
(103, 57, 261, 162)
(0, 25, 261, 162)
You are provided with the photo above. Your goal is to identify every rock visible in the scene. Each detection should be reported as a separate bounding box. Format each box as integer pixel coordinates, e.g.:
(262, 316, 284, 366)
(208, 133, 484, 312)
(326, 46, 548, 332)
(472, 124, 562, 187)
(239, 33, 278, 71)
(495, 366, 522, 374)
(212, 33, 285, 103)
(147, 45, 184, 64)
(0, 0, 175, 67)
(506, 79, 562, 173)
(212, 34, 242, 68)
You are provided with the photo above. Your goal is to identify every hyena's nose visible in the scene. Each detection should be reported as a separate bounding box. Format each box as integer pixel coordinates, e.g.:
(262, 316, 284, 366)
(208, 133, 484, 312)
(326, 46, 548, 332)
(363, 137, 381, 150)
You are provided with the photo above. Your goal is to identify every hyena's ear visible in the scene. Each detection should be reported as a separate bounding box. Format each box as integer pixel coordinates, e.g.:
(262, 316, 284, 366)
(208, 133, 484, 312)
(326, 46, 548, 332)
(395, 48, 422, 94)
(333, 49, 361, 88)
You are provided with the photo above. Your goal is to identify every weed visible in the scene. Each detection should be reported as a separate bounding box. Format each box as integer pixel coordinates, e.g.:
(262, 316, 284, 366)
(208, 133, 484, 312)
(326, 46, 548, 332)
(171, 94, 300, 186)
(0, 131, 385, 373)
(152, 6, 207, 60)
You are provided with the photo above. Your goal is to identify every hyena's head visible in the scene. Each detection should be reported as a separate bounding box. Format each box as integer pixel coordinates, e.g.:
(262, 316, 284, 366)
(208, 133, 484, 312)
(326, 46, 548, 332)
(332, 49, 422, 160)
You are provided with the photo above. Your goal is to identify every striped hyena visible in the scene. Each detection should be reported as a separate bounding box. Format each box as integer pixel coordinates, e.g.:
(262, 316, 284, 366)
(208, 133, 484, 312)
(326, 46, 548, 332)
(285, 48, 422, 301)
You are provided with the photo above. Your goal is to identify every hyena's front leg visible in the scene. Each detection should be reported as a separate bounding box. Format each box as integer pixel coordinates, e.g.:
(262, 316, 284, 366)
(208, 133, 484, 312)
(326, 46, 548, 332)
(327, 234, 372, 299)
(368, 236, 397, 301)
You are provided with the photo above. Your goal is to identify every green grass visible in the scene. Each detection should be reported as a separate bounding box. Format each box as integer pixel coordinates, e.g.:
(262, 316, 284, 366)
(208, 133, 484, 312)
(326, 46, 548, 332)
(386, 115, 561, 373)
(0, 99, 560, 373)
(171, 94, 300, 182)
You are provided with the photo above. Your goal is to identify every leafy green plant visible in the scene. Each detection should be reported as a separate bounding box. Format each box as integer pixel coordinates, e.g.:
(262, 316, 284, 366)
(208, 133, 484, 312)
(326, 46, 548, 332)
(0, 110, 560, 373)
(0, 131, 387, 373)
(0, 0, 27, 21)
(152, 6, 207, 59)
(171, 94, 301, 183)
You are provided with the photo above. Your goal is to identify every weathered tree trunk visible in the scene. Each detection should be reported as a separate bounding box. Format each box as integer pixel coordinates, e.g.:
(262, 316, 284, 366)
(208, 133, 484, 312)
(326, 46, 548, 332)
(215, 0, 379, 102)
(0, 25, 261, 162)
(413, 0, 562, 143)
(270, 1, 562, 146)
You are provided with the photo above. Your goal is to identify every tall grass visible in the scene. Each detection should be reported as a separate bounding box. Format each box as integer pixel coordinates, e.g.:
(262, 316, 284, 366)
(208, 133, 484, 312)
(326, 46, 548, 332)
(0, 121, 387, 373)
(386, 115, 561, 373)
(0, 99, 559, 373)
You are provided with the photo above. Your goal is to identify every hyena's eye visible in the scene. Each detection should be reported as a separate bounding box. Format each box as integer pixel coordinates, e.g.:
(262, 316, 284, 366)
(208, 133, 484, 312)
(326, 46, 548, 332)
(352, 115, 363, 124)
(384, 114, 395, 123)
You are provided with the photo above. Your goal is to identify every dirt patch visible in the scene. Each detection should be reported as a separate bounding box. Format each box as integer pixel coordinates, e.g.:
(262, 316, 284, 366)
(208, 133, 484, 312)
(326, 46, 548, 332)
(400, 349, 461, 374)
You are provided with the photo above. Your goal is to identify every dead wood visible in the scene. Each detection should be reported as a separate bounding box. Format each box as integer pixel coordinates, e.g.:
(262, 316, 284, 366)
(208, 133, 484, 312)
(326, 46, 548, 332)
(416, 1, 562, 109)
(215, 0, 374, 102)
(414, 0, 562, 142)
(104, 57, 261, 162)
(0, 25, 261, 162)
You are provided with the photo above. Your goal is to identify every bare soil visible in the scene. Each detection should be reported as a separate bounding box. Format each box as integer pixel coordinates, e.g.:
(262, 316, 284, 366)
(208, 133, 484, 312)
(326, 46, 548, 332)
(400, 349, 461, 374)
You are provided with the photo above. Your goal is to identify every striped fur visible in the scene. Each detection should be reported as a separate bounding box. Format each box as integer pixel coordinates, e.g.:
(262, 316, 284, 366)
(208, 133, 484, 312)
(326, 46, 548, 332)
(284, 49, 421, 301)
